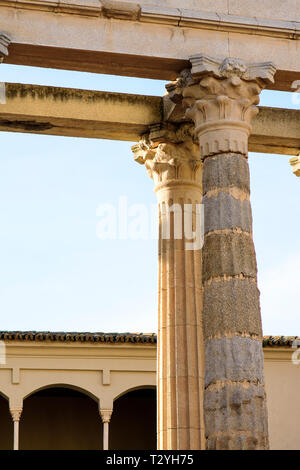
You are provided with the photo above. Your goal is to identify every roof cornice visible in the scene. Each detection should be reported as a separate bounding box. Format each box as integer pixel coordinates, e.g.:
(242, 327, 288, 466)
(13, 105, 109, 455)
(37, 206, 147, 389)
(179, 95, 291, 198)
(0, 1, 299, 39)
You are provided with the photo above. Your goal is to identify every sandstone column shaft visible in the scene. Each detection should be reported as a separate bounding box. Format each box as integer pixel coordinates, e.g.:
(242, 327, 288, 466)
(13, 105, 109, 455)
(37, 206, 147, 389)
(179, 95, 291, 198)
(181, 55, 276, 450)
(133, 125, 205, 450)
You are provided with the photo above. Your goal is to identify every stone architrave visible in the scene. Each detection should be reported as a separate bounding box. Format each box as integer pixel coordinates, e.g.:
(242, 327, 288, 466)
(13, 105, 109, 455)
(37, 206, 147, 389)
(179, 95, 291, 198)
(132, 123, 205, 450)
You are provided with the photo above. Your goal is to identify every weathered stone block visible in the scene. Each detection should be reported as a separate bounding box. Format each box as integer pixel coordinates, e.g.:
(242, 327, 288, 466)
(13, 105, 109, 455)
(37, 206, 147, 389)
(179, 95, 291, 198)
(204, 382, 269, 449)
(202, 232, 257, 282)
(204, 191, 252, 234)
(203, 153, 250, 194)
(204, 336, 264, 387)
(203, 278, 262, 338)
(206, 432, 268, 450)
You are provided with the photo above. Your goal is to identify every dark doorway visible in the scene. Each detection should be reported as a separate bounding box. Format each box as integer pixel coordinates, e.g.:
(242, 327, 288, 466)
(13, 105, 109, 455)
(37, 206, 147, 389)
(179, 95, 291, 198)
(110, 388, 156, 450)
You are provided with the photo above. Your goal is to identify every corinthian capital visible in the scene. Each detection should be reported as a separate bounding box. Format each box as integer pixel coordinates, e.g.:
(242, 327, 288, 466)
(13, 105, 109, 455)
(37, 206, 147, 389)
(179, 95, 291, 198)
(166, 55, 276, 159)
(132, 123, 201, 191)
(100, 409, 113, 423)
(10, 408, 22, 422)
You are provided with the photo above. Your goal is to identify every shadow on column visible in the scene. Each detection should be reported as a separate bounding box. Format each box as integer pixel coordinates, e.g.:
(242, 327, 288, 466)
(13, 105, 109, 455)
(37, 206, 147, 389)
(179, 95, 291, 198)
(0, 393, 13, 449)
(110, 388, 156, 450)
(20, 386, 102, 450)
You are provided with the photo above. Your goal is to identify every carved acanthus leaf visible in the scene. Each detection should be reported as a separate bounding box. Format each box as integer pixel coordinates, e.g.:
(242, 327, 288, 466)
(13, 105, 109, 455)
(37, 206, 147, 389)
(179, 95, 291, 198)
(177, 54, 277, 158)
(132, 123, 201, 187)
(165, 69, 194, 104)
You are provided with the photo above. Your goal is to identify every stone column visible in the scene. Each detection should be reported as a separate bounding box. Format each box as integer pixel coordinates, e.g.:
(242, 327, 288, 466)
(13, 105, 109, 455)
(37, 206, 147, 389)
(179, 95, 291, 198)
(10, 408, 22, 450)
(132, 123, 205, 450)
(179, 55, 276, 450)
(100, 409, 113, 450)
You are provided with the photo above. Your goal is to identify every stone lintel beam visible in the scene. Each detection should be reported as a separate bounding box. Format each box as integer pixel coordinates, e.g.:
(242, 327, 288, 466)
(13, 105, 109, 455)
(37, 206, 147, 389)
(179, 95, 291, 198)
(0, 83, 162, 141)
(0, 2, 300, 91)
(0, 83, 300, 157)
(250, 107, 300, 156)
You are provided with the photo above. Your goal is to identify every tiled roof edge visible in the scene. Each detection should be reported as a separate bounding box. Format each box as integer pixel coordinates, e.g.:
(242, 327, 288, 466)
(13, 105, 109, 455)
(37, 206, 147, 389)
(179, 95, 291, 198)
(0, 332, 298, 347)
(262, 335, 299, 348)
(0, 331, 157, 344)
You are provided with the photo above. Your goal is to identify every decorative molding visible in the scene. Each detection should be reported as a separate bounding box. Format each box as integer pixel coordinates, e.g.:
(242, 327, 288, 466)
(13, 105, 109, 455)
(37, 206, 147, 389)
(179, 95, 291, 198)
(0, 0, 102, 17)
(189, 55, 276, 85)
(0, 32, 11, 62)
(12, 367, 20, 384)
(290, 156, 300, 177)
(263, 349, 296, 363)
(139, 5, 180, 26)
(102, 368, 111, 385)
(141, 7, 300, 40)
(0, 1, 299, 39)
(101, 0, 140, 20)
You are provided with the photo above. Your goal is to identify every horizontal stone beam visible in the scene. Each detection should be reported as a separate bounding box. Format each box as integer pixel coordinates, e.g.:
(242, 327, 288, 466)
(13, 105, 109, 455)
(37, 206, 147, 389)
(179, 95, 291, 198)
(1, 1, 300, 91)
(0, 83, 162, 141)
(0, 83, 299, 156)
(250, 107, 300, 155)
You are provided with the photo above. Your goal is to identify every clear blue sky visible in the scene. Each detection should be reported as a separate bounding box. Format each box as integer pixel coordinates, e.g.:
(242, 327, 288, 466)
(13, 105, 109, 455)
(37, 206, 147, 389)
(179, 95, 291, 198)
(0, 64, 299, 335)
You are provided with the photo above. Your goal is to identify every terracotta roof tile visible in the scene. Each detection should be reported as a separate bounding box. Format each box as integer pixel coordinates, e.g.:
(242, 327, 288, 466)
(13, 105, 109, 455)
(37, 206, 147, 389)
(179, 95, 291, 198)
(0, 331, 157, 344)
(0, 332, 298, 347)
(262, 335, 299, 348)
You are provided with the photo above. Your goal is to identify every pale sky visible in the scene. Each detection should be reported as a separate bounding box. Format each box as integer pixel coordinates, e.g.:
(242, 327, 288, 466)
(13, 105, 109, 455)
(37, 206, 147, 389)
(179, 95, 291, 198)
(0, 64, 299, 336)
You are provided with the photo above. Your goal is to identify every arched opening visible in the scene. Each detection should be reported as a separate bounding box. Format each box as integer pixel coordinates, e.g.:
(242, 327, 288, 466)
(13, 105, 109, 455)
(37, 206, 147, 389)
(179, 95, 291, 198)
(110, 388, 156, 450)
(20, 386, 102, 450)
(0, 393, 13, 450)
